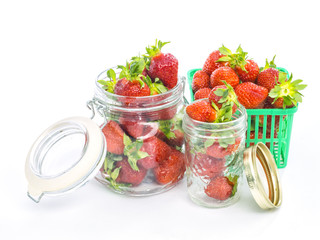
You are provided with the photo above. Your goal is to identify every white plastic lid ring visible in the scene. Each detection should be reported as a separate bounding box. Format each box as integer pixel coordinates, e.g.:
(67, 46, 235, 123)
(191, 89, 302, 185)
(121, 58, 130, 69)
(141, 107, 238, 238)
(25, 116, 106, 203)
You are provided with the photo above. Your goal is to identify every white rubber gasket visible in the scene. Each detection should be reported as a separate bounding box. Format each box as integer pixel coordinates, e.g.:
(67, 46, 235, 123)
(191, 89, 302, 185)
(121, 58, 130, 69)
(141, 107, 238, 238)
(25, 116, 106, 203)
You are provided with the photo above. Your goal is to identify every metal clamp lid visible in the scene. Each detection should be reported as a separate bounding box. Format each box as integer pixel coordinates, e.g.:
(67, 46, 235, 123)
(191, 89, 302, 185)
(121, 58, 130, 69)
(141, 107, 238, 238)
(243, 142, 282, 209)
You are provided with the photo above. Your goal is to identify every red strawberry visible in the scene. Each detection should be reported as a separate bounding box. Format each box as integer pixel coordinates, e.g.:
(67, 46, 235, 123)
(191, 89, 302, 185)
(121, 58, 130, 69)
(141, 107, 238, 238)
(138, 136, 171, 169)
(150, 105, 177, 121)
(153, 148, 185, 185)
(114, 60, 151, 97)
(114, 78, 150, 97)
(156, 124, 184, 148)
(115, 158, 147, 186)
(249, 129, 271, 148)
(194, 88, 211, 100)
(235, 59, 259, 82)
(210, 66, 239, 89)
(192, 70, 210, 93)
(235, 82, 268, 109)
(216, 45, 259, 83)
(102, 121, 125, 155)
(263, 99, 274, 109)
(268, 74, 306, 109)
(186, 100, 217, 122)
(141, 67, 148, 77)
(205, 176, 234, 200)
(257, 68, 279, 91)
(256, 56, 280, 91)
(168, 129, 184, 148)
(208, 84, 239, 114)
(145, 40, 178, 89)
(192, 153, 225, 179)
(202, 50, 226, 76)
(119, 117, 146, 139)
(206, 138, 241, 159)
(270, 98, 290, 109)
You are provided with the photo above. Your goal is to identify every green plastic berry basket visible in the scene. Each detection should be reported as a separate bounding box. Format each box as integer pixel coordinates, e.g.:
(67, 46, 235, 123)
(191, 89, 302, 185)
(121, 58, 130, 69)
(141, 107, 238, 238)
(187, 67, 297, 168)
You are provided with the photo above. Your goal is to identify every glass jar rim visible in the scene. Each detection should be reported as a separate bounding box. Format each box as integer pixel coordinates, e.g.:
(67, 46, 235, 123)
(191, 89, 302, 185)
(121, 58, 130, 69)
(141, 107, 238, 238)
(183, 101, 247, 135)
(93, 68, 186, 112)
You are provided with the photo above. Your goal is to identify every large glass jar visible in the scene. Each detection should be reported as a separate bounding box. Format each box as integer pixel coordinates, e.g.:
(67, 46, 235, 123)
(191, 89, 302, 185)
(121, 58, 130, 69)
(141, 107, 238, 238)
(183, 104, 247, 208)
(92, 69, 187, 196)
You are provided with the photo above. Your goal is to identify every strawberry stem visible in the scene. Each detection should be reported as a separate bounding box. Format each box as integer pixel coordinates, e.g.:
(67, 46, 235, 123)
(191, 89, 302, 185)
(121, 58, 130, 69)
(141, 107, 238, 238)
(216, 44, 248, 71)
(269, 73, 307, 108)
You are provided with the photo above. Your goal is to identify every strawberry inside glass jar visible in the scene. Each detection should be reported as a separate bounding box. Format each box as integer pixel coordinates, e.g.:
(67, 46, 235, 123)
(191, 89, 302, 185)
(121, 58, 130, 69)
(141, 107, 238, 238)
(94, 51, 186, 196)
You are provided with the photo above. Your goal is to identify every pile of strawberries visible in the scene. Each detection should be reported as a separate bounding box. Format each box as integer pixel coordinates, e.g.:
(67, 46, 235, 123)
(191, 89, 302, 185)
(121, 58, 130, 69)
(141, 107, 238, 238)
(98, 40, 179, 97)
(186, 45, 306, 201)
(98, 40, 185, 189)
(191, 45, 306, 110)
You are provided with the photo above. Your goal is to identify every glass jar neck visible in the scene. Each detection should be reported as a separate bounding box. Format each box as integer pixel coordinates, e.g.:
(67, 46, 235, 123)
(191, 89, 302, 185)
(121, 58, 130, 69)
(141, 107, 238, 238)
(94, 69, 185, 113)
(183, 105, 247, 138)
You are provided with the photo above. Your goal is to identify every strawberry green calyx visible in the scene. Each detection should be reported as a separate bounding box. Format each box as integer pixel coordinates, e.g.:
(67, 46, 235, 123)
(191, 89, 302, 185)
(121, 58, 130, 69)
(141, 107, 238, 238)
(214, 81, 240, 107)
(144, 39, 170, 69)
(103, 153, 131, 190)
(98, 68, 117, 93)
(212, 81, 240, 123)
(214, 103, 233, 123)
(269, 73, 307, 109)
(158, 119, 176, 139)
(144, 76, 168, 95)
(217, 45, 248, 72)
(123, 134, 149, 171)
(260, 55, 277, 71)
(117, 58, 146, 88)
(145, 39, 170, 58)
(204, 130, 236, 149)
(227, 174, 239, 197)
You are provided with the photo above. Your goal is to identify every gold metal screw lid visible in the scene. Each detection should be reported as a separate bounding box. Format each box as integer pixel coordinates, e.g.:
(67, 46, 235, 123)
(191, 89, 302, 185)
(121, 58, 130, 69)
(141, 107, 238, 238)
(243, 142, 282, 209)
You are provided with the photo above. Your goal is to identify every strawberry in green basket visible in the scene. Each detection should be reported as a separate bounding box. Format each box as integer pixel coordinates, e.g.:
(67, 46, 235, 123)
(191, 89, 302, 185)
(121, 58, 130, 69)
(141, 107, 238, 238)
(194, 88, 211, 100)
(257, 56, 282, 91)
(235, 82, 268, 109)
(192, 70, 210, 93)
(210, 66, 239, 89)
(249, 130, 271, 148)
(268, 73, 307, 109)
(216, 45, 259, 83)
(202, 50, 227, 76)
(144, 40, 178, 89)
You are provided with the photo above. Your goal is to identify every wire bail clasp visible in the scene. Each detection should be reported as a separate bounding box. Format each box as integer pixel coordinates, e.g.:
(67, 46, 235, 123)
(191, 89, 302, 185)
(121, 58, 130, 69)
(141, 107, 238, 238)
(86, 98, 108, 129)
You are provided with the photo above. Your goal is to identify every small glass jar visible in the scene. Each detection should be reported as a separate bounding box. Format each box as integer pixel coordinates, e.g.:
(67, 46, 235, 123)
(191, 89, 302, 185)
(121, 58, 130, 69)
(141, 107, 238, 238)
(92, 68, 187, 196)
(183, 103, 247, 208)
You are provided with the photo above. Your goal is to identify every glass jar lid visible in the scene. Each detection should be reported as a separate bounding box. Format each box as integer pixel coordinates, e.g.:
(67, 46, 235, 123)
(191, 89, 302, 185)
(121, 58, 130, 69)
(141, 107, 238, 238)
(243, 142, 282, 209)
(25, 116, 106, 203)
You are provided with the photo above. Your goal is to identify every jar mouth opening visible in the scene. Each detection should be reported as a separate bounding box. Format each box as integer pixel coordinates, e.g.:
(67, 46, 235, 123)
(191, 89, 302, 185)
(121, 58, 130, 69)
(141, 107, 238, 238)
(183, 100, 247, 133)
(29, 120, 89, 179)
(95, 68, 185, 101)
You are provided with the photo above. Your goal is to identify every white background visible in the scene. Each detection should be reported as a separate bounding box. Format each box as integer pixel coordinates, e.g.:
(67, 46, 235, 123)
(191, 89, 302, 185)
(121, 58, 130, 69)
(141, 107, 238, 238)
(1, 0, 319, 239)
